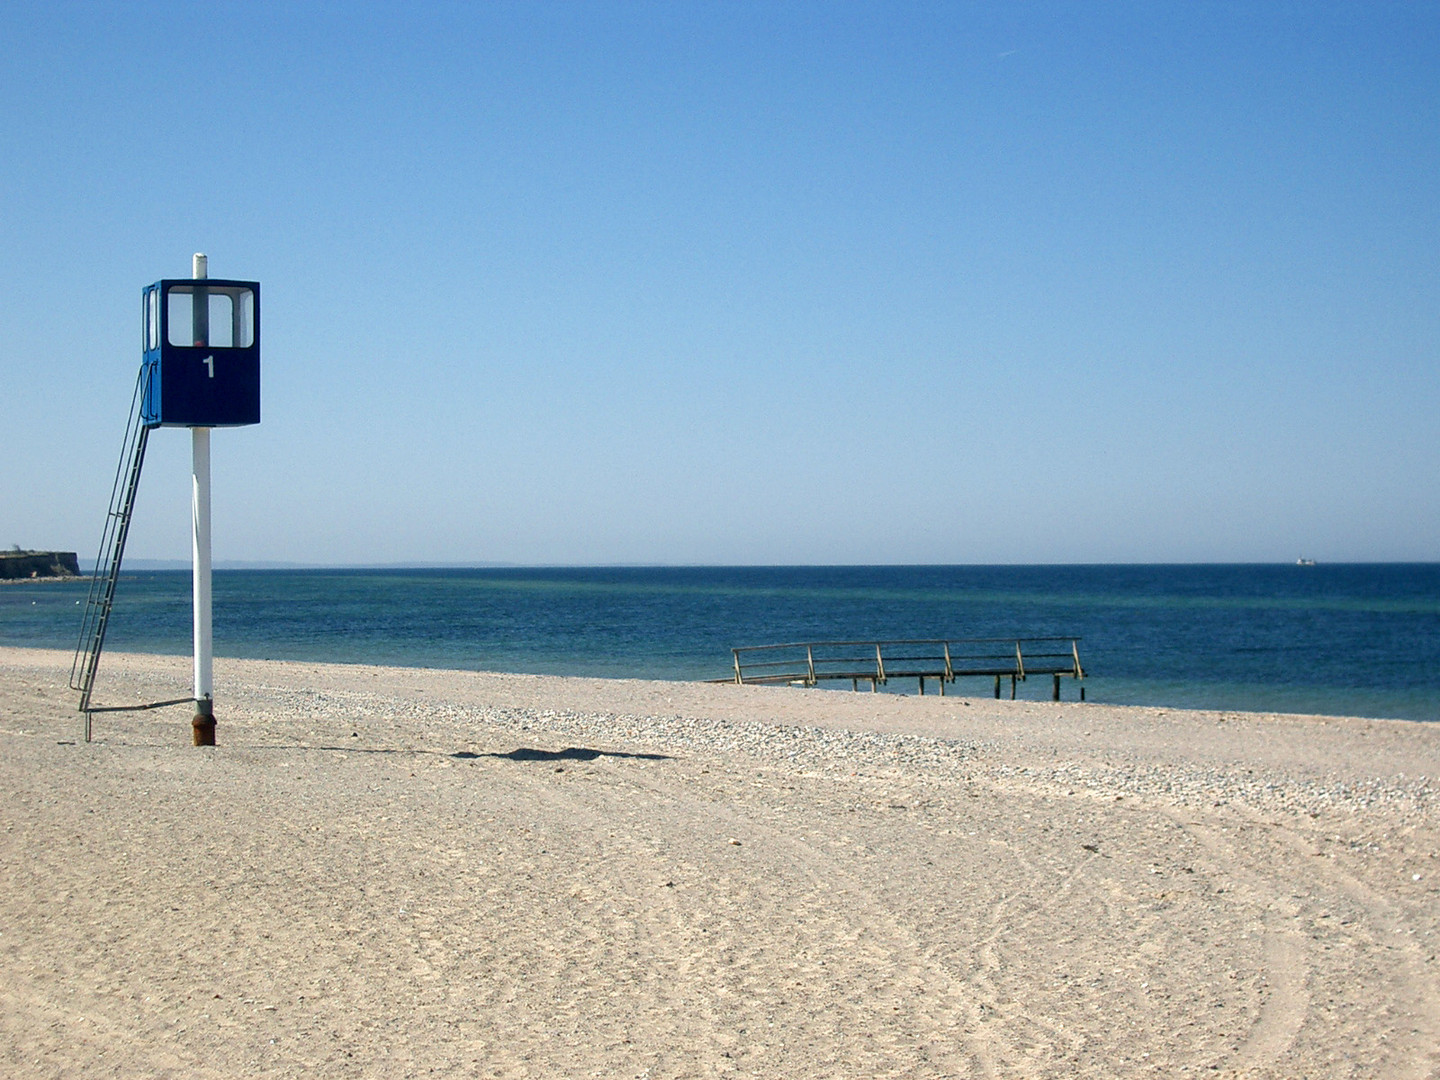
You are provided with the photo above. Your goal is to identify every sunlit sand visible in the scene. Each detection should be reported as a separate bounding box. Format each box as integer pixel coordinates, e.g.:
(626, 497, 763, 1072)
(3, 646, 1437, 1077)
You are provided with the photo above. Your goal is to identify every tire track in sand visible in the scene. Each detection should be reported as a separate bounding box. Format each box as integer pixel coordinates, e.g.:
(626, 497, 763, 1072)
(1162, 807, 1311, 1075)
(1221, 802, 1440, 1079)
(507, 755, 1001, 1077)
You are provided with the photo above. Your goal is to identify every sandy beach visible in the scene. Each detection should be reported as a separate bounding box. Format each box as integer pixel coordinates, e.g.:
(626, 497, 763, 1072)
(2, 646, 1437, 1078)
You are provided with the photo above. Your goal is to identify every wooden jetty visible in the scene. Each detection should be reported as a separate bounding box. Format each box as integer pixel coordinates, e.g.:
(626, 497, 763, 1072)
(729, 637, 1085, 700)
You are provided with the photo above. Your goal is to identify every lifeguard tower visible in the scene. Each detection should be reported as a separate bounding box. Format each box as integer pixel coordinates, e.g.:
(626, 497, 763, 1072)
(140, 275, 260, 427)
(72, 255, 260, 744)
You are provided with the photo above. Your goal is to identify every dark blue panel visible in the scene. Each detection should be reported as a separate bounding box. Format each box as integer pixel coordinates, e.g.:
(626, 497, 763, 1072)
(156, 347, 260, 426)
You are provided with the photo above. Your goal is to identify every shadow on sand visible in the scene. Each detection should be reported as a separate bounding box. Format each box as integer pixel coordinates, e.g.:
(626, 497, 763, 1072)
(454, 747, 671, 763)
(290, 742, 672, 763)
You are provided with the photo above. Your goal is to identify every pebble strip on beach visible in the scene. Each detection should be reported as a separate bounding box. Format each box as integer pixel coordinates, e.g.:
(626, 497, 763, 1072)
(236, 678, 1437, 825)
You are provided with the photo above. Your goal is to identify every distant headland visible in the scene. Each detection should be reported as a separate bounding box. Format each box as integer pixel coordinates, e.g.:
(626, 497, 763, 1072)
(0, 549, 81, 580)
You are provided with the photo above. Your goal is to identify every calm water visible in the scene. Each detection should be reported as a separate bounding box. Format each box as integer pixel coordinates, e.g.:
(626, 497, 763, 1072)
(5, 564, 1439, 721)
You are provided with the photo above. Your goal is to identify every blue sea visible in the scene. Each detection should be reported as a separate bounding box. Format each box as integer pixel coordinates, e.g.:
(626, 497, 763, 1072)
(4, 564, 1439, 722)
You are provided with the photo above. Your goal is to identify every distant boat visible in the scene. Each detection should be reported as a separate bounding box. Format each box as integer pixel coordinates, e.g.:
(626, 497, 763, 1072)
(1297, 557, 1317, 566)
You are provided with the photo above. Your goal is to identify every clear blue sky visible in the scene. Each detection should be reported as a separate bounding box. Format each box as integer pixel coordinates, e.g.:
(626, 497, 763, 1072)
(4, 2, 1437, 565)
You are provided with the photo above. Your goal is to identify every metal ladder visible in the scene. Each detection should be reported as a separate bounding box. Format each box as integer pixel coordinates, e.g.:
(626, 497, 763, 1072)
(70, 366, 157, 739)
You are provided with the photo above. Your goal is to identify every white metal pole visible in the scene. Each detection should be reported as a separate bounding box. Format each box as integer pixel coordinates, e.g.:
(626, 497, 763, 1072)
(192, 429, 213, 697)
(191, 251, 216, 745)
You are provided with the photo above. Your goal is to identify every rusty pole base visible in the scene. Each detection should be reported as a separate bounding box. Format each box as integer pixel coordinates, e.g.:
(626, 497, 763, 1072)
(192, 699, 216, 746)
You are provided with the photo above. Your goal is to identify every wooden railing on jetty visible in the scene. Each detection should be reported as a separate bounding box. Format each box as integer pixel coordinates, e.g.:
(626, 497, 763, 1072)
(729, 637, 1085, 700)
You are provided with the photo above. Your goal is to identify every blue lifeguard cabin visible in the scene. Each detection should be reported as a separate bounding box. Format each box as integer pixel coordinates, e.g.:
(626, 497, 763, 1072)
(140, 278, 260, 427)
